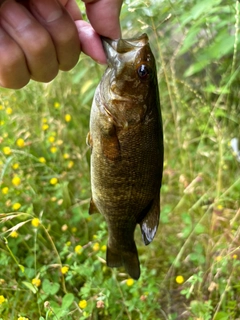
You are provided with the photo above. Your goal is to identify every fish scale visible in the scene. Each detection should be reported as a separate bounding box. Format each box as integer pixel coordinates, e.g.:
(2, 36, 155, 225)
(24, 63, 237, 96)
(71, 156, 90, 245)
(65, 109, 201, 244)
(87, 33, 164, 279)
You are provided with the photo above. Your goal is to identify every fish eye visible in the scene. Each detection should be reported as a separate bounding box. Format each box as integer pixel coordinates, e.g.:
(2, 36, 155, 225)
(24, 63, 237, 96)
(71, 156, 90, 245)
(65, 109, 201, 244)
(137, 65, 150, 79)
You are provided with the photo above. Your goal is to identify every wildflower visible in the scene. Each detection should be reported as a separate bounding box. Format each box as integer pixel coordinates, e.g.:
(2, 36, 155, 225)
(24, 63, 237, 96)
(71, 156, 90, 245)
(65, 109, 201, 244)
(233, 254, 238, 259)
(1, 187, 9, 195)
(3, 146, 11, 155)
(12, 176, 21, 186)
(61, 266, 69, 274)
(12, 163, 19, 170)
(18, 317, 29, 320)
(0, 295, 6, 304)
(42, 123, 49, 131)
(50, 146, 57, 153)
(75, 245, 83, 254)
(61, 224, 68, 231)
(50, 177, 58, 185)
(176, 275, 184, 284)
(126, 278, 134, 286)
(63, 153, 70, 159)
(51, 196, 57, 202)
(16, 138, 25, 148)
(57, 139, 63, 145)
(68, 160, 74, 169)
(96, 300, 104, 308)
(6, 107, 12, 115)
(31, 218, 40, 227)
(93, 242, 100, 251)
(39, 157, 46, 163)
(0, 120, 4, 125)
(101, 245, 107, 252)
(48, 136, 55, 143)
(65, 241, 71, 246)
(215, 256, 222, 262)
(79, 299, 87, 309)
(12, 203, 21, 211)
(32, 278, 41, 287)
(65, 114, 71, 122)
(42, 117, 48, 123)
(10, 231, 19, 238)
(54, 102, 60, 108)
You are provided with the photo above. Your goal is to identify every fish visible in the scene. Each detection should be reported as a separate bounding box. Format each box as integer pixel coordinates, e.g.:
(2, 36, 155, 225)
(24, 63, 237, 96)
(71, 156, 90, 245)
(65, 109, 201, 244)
(87, 33, 164, 280)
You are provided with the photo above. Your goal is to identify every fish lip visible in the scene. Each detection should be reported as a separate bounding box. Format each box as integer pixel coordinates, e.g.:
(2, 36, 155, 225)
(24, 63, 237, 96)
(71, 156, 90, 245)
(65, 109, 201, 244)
(101, 33, 149, 57)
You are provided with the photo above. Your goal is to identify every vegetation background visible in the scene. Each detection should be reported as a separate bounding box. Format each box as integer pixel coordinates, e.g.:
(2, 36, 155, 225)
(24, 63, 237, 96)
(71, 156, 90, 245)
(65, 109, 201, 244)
(0, 0, 239, 319)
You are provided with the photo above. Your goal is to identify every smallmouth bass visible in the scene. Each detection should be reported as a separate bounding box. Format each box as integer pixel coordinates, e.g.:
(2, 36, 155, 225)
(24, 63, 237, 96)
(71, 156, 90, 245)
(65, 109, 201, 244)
(87, 33, 164, 279)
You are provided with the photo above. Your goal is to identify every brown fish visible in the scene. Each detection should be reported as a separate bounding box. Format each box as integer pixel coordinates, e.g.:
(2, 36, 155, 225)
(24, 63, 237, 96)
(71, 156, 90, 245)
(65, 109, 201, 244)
(87, 33, 163, 280)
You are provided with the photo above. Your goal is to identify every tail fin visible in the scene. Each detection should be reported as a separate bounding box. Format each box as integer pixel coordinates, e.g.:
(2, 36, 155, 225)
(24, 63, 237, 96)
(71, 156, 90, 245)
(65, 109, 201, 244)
(106, 244, 140, 280)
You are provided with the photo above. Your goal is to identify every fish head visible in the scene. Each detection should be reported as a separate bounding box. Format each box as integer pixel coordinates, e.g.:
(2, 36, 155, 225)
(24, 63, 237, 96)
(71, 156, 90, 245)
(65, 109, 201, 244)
(102, 34, 157, 100)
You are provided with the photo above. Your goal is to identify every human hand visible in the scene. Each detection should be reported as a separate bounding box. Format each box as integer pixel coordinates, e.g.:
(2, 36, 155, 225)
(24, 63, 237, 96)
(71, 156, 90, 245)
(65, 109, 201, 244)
(0, 0, 122, 89)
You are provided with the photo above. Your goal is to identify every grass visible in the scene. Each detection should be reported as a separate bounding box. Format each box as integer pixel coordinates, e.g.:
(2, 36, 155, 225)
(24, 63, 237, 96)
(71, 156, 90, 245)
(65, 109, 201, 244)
(0, 0, 240, 319)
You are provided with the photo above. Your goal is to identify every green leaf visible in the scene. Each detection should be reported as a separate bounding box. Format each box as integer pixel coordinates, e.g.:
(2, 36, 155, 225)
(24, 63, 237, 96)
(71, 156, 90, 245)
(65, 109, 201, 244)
(214, 312, 229, 320)
(42, 279, 60, 295)
(62, 293, 74, 310)
(22, 281, 38, 294)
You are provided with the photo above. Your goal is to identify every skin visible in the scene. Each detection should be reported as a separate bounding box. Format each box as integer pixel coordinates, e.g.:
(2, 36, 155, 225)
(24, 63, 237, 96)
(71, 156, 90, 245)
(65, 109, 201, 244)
(0, 0, 123, 89)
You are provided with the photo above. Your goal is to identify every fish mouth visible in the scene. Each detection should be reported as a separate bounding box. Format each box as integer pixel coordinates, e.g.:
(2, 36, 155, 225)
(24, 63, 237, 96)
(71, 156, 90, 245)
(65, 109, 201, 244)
(102, 33, 149, 62)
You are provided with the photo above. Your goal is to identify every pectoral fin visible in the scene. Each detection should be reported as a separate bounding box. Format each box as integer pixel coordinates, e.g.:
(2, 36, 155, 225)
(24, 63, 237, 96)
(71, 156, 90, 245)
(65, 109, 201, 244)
(139, 194, 160, 245)
(89, 198, 100, 215)
(86, 132, 93, 149)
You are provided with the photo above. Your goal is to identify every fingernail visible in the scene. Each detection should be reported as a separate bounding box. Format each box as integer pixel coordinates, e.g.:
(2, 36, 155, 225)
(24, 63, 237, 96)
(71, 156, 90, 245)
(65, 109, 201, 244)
(30, 0, 63, 23)
(0, 0, 32, 31)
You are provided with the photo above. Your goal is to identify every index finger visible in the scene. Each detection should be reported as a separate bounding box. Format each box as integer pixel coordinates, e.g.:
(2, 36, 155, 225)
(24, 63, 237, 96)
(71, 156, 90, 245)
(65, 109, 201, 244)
(82, 0, 122, 39)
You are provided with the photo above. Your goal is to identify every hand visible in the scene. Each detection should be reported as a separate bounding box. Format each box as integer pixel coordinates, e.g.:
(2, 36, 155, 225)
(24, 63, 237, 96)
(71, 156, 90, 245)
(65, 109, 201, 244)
(0, 0, 122, 89)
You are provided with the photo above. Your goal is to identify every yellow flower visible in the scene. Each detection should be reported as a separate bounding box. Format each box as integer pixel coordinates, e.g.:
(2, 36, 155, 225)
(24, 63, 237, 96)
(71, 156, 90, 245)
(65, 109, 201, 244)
(215, 256, 222, 262)
(176, 275, 184, 284)
(63, 153, 70, 159)
(6, 107, 12, 115)
(12, 203, 21, 211)
(18, 317, 29, 320)
(50, 146, 57, 153)
(16, 138, 25, 148)
(42, 117, 48, 123)
(3, 146, 11, 155)
(32, 278, 41, 287)
(68, 160, 74, 169)
(233, 254, 238, 259)
(65, 241, 71, 246)
(0, 120, 5, 125)
(126, 278, 134, 286)
(31, 218, 40, 227)
(65, 114, 71, 122)
(48, 136, 55, 143)
(50, 177, 58, 185)
(10, 231, 19, 238)
(61, 266, 69, 274)
(101, 245, 107, 252)
(93, 242, 100, 251)
(42, 123, 49, 131)
(0, 295, 6, 304)
(12, 176, 21, 186)
(75, 245, 83, 254)
(12, 163, 19, 170)
(1, 187, 9, 195)
(54, 102, 60, 108)
(79, 299, 87, 309)
(39, 157, 46, 163)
